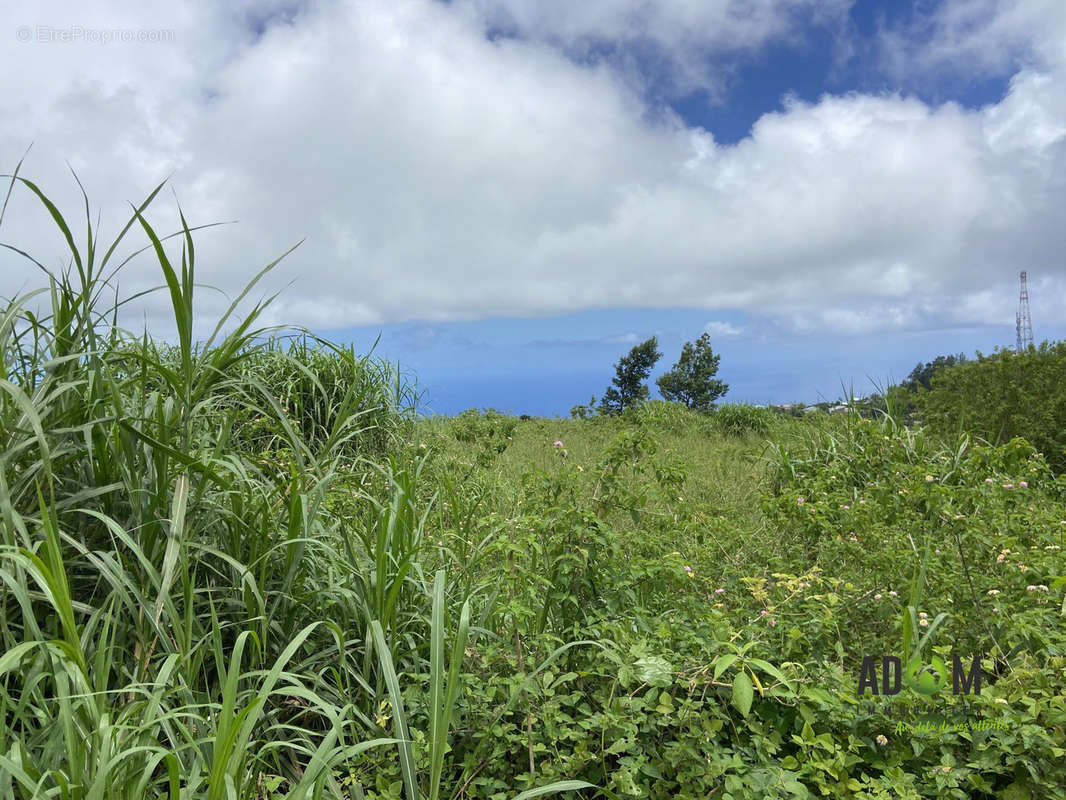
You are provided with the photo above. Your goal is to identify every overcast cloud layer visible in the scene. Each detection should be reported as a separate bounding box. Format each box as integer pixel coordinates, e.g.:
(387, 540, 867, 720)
(1, 0, 1065, 339)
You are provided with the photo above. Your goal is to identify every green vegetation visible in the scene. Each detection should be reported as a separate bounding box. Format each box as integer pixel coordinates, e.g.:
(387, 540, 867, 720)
(2, 174, 1065, 799)
(914, 342, 1066, 472)
(656, 332, 728, 411)
(598, 337, 661, 415)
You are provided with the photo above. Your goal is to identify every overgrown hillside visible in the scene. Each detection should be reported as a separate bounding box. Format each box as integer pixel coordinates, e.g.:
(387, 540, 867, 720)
(1, 179, 1064, 799)
(913, 343, 1066, 472)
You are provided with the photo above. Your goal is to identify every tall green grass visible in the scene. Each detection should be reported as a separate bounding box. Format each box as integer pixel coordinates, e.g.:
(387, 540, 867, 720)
(0, 167, 593, 799)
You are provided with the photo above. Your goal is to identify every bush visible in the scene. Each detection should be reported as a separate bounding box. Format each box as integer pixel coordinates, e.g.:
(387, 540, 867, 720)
(916, 342, 1066, 472)
(713, 403, 774, 437)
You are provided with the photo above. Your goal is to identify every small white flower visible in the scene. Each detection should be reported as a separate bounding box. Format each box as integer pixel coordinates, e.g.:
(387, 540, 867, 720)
(875, 734, 888, 746)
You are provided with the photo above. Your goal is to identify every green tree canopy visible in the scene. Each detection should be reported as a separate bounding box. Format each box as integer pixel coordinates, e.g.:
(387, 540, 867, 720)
(599, 336, 661, 415)
(901, 353, 968, 392)
(656, 332, 728, 411)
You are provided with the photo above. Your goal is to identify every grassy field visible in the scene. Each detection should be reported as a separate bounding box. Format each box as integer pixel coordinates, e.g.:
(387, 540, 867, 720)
(1, 177, 1065, 799)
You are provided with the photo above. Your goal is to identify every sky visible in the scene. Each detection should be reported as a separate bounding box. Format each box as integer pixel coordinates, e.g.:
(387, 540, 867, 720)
(1, 0, 1065, 415)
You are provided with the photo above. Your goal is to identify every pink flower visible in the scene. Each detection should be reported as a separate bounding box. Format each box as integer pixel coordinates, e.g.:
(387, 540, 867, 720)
(874, 593, 883, 600)
(1026, 585, 1037, 591)
(888, 591, 898, 598)
(768, 617, 777, 627)
(760, 609, 768, 616)
(1019, 481, 1028, 488)
(797, 497, 805, 505)
(714, 587, 726, 595)
(553, 440, 564, 448)
(985, 478, 994, 484)
(1003, 483, 1014, 489)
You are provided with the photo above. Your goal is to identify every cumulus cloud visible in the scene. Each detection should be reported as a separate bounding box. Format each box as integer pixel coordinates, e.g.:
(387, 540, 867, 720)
(705, 320, 742, 337)
(878, 0, 1066, 80)
(0, 0, 1064, 341)
(455, 0, 853, 98)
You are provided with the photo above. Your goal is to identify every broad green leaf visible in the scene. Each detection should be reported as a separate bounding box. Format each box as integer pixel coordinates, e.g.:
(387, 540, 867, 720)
(713, 653, 738, 682)
(732, 670, 754, 717)
(634, 655, 673, 688)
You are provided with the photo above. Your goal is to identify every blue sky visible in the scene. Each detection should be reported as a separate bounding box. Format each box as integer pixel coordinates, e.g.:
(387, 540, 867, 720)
(340, 309, 1062, 416)
(2, 0, 1066, 415)
(326, 0, 1059, 415)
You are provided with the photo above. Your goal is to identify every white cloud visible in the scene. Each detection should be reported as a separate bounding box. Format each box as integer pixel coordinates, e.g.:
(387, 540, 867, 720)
(0, 0, 1064, 341)
(705, 320, 741, 337)
(878, 0, 1066, 81)
(456, 0, 853, 98)
(601, 332, 641, 345)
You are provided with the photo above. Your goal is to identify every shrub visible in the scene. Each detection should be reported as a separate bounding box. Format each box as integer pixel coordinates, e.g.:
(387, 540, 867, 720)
(713, 403, 774, 437)
(916, 342, 1066, 472)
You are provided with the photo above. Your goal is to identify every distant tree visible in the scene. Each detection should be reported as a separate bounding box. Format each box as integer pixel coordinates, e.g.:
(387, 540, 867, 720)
(915, 341, 1066, 472)
(570, 395, 597, 419)
(656, 333, 729, 411)
(901, 353, 968, 392)
(599, 337, 661, 415)
(887, 352, 970, 419)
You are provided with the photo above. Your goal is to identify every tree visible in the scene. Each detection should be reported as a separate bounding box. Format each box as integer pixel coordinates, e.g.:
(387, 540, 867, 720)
(656, 333, 728, 411)
(901, 353, 968, 392)
(599, 337, 661, 415)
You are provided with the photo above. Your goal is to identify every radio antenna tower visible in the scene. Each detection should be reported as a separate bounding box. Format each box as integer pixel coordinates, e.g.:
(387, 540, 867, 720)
(1016, 270, 1033, 352)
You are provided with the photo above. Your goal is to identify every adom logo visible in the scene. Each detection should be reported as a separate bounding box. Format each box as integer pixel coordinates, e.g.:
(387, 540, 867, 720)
(857, 654, 980, 697)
